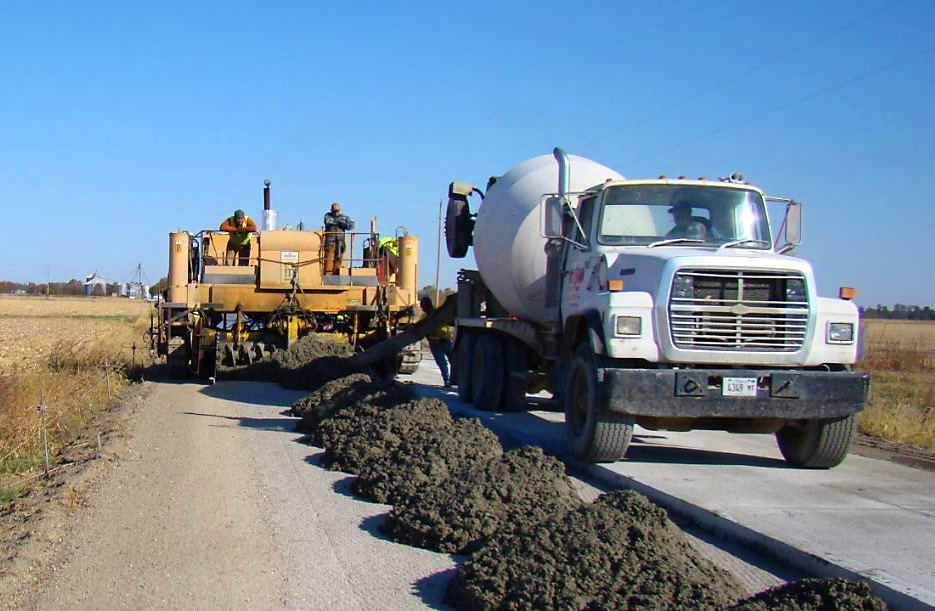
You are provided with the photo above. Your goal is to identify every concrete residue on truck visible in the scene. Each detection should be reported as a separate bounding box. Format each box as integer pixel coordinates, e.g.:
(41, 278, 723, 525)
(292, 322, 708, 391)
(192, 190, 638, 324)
(443, 149, 870, 468)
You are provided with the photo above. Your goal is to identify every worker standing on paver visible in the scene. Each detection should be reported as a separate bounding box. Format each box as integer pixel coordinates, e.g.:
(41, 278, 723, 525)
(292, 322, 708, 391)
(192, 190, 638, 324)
(220, 209, 257, 266)
(420, 296, 453, 387)
(379, 235, 399, 277)
(323, 202, 355, 275)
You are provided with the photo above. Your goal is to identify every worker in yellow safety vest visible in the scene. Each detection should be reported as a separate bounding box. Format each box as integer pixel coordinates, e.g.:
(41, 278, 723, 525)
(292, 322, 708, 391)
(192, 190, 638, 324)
(420, 296, 453, 387)
(219, 209, 257, 266)
(379, 236, 399, 275)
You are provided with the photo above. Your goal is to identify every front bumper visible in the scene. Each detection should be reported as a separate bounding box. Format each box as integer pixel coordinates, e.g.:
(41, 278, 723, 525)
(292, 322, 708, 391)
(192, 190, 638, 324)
(600, 368, 870, 420)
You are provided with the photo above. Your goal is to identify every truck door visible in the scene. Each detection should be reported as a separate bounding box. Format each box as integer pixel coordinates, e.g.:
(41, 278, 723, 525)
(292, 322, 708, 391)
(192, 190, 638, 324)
(561, 194, 598, 314)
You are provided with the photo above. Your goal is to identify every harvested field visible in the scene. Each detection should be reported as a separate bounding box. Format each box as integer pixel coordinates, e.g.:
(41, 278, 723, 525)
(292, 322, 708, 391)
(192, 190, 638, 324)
(0, 296, 151, 504)
(0, 295, 150, 370)
(859, 320, 935, 450)
(446, 489, 745, 610)
(731, 577, 886, 610)
(384, 446, 581, 554)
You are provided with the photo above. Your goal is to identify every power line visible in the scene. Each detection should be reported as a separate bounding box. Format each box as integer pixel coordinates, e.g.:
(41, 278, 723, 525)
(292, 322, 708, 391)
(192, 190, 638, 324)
(580, 0, 905, 150)
(616, 42, 935, 167)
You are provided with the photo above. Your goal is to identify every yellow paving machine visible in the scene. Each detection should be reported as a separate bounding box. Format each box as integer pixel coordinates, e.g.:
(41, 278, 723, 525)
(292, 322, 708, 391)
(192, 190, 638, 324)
(151, 180, 421, 379)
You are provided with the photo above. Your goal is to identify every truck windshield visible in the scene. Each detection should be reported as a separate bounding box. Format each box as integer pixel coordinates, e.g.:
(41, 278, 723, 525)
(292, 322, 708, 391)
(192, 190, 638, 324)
(597, 185, 771, 248)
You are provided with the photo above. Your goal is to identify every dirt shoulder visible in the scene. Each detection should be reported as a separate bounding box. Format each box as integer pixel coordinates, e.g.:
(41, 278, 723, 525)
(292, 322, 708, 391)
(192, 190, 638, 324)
(0, 382, 150, 606)
(854, 433, 935, 472)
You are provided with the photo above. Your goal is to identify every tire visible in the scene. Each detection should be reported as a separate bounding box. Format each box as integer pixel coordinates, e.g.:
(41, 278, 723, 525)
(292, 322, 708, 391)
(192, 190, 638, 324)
(501, 337, 529, 412)
(445, 197, 472, 258)
(563, 344, 634, 462)
(456, 332, 477, 402)
(776, 415, 857, 469)
(471, 333, 505, 411)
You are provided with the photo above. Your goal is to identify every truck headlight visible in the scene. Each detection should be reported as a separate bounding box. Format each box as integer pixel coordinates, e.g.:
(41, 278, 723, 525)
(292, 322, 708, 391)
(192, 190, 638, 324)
(672, 275, 694, 299)
(615, 316, 641, 336)
(827, 322, 854, 344)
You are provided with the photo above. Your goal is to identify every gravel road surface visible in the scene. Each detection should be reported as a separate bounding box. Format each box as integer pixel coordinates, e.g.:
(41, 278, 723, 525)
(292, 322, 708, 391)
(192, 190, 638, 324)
(30, 380, 454, 609)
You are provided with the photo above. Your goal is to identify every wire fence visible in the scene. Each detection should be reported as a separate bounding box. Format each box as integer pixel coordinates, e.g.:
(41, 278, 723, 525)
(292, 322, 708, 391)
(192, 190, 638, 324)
(1, 341, 150, 491)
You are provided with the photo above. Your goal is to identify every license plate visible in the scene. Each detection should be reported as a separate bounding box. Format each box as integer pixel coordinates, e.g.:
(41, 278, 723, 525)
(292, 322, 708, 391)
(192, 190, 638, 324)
(723, 377, 757, 397)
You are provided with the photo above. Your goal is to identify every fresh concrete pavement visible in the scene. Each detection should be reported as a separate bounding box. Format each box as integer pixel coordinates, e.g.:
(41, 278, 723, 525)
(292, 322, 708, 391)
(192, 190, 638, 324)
(404, 357, 935, 610)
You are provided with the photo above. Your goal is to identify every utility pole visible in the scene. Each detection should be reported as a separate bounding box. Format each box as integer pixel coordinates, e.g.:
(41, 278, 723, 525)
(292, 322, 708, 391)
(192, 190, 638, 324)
(435, 199, 442, 306)
(47, 267, 51, 300)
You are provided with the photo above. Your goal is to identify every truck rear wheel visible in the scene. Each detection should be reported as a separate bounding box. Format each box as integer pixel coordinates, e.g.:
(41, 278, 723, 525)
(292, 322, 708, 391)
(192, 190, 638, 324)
(471, 333, 505, 411)
(776, 415, 857, 469)
(501, 337, 529, 412)
(564, 344, 634, 463)
(455, 331, 477, 402)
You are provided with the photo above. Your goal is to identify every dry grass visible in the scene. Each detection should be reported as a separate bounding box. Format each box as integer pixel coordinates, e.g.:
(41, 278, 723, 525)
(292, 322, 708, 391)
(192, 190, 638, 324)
(0, 296, 151, 501)
(858, 320, 935, 450)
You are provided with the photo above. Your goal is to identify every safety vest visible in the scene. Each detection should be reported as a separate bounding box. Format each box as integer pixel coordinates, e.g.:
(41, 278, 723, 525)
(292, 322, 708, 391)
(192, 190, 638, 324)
(379, 237, 398, 256)
(227, 216, 252, 248)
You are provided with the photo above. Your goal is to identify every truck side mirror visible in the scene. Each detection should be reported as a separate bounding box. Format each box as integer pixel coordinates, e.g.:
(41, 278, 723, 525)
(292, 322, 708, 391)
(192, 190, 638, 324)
(783, 201, 802, 249)
(541, 196, 564, 238)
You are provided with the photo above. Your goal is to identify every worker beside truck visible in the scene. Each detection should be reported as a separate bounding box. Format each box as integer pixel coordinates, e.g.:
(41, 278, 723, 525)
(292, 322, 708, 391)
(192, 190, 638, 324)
(420, 297, 454, 387)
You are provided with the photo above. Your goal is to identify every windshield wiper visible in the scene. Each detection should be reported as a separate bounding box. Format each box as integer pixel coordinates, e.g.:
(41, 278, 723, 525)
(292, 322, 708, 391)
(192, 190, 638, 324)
(718, 239, 771, 250)
(646, 238, 705, 248)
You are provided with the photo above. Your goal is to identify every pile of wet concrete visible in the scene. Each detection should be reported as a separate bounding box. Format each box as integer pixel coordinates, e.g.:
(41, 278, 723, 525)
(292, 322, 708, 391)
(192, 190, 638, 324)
(285, 369, 889, 610)
(218, 335, 359, 390)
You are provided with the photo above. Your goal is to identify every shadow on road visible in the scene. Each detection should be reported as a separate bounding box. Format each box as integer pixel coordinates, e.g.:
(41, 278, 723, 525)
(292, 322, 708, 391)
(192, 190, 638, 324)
(624, 443, 788, 468)
(198, 381, 306, 407)
(182, 411, 297, 433)
(413, 567, 459, 611)
(358, 513, 393, 542)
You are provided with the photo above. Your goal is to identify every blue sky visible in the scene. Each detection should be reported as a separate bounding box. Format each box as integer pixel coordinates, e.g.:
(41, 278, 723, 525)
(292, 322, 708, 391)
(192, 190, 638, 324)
(1, 0, 932, 306)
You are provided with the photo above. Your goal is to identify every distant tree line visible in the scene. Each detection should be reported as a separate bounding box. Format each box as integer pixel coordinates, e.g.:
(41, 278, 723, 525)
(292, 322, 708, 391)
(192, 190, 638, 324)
(418, 285, 456, 305)
(860, 304, 934, 321)
(0, 278, 167, 298)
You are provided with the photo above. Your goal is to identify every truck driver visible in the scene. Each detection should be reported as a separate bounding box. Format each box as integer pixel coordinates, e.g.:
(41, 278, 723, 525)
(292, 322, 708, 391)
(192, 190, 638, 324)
(666, 202, 708, 241)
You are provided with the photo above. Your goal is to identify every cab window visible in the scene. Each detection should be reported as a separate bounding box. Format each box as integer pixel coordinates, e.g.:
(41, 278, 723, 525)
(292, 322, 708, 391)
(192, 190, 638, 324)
(573, 195, 596, 244)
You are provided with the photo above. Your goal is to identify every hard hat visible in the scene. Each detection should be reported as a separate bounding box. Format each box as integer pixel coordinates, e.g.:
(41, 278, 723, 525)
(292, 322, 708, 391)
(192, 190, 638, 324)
(331, 202, 340, 212)
(234, 209, 246, 220)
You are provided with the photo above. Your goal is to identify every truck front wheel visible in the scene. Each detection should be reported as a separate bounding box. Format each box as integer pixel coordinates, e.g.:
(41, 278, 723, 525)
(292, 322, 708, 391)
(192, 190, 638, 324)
(564, 344, 634, 463)
(775, 415, 857, 469)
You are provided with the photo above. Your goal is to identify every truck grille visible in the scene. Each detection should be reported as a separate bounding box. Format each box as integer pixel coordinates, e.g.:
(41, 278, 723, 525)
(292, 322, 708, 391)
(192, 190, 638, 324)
(668, 269, 809, 352)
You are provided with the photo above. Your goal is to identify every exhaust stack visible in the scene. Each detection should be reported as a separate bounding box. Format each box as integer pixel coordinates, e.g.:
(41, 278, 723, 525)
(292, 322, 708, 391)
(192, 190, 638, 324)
(261, 178, 278, 231)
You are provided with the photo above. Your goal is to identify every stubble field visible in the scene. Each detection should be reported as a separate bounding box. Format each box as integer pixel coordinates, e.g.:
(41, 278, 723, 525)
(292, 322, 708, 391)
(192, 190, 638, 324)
(0, 296, 151, 503)
(859, 319, 935, 449)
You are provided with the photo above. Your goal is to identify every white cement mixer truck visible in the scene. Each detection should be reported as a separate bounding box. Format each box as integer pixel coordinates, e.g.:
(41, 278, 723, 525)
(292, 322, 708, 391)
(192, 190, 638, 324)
(445, 149, 869, 468)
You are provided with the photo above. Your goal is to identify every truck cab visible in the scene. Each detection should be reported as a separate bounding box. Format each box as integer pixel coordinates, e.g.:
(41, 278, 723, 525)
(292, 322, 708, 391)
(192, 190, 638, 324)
(544, 171, 867, 467)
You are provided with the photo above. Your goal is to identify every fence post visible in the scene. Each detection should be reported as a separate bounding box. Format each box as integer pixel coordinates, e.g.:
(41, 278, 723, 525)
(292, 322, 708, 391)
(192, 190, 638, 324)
(104, 359, 111, 401)
(38, 389, 50, 478)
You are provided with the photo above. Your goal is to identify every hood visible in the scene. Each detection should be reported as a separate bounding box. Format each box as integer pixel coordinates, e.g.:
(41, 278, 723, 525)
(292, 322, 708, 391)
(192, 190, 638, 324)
(601, 246, 814, 297)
